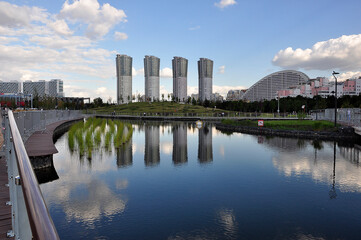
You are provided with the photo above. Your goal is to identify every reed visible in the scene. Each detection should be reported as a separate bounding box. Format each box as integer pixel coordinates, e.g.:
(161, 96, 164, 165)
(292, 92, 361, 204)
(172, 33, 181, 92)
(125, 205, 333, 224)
(114, 122, 124, 148)
(104, 131, 112, 151)
(100, 119, 106, 133)
(94, 129, 101, 146)
(75, 128, 85, 156)
(84, 117, 93, 129)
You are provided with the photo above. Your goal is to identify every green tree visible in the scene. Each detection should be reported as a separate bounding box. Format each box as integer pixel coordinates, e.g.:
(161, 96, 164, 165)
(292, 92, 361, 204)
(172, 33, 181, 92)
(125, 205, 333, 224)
(93, 97, 103, 107)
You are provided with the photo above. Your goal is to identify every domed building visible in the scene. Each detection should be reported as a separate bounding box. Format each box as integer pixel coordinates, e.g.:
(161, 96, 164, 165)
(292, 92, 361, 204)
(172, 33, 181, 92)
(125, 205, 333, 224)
(242, 70, 309, 102)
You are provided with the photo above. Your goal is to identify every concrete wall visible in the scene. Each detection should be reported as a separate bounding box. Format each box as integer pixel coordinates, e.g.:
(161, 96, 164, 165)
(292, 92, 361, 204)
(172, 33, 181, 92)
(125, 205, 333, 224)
(13, 110, 83, 142)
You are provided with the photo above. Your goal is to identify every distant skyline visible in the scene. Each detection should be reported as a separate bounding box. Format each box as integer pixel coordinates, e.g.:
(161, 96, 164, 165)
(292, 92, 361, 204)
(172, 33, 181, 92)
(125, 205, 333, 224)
(0, 0, 360, 101)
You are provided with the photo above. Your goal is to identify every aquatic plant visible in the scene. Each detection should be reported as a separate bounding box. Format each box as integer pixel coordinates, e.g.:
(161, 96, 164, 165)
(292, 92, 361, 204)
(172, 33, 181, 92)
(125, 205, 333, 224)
(94, 129, 101, 146)
(67, 117, 134, 156)
(114, 122, 124, 148)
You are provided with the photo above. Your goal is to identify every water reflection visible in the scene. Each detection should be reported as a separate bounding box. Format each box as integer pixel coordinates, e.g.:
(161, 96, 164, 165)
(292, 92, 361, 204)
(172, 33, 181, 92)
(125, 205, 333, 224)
(198, 125, 213, 164)
(172, 123, 188, 165)
(116, 139, 133, 168)
(144, 123, 160, 166)
(267, 136, 361, 193)
(41, 121, 361, 239)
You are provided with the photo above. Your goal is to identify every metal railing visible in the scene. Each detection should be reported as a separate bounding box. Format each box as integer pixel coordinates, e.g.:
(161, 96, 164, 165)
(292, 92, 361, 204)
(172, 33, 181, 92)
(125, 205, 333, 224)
(88, 110, 309, 119)
(4, 110, 60, 240)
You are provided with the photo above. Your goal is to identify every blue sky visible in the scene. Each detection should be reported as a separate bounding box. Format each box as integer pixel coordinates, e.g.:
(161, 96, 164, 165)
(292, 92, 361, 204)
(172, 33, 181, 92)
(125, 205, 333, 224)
(1, 0, 361, 101)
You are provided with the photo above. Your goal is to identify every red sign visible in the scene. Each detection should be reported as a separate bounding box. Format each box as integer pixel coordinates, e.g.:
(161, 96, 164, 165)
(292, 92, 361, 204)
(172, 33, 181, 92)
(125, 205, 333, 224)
(258, 120, 264, 127)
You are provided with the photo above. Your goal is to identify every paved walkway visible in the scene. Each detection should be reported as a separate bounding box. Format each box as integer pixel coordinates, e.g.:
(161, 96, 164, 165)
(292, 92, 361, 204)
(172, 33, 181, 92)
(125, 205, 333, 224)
(25, 118, 82, 157)
(0, 114, 13, 239)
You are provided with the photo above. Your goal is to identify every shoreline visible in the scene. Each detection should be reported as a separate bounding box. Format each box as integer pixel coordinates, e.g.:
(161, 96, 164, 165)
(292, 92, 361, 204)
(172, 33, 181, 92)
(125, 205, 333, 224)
(215, 123, 360, 142)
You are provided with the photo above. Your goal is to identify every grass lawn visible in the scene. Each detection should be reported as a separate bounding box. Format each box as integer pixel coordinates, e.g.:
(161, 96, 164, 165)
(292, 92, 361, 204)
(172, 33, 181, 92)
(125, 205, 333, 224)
(90, 102, 231, 114)
(221, 119, 339, 131)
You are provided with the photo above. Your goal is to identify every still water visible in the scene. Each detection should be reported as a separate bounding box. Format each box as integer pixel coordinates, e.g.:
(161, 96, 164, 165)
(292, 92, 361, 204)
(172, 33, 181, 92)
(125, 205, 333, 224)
(39, 121, 361, 240)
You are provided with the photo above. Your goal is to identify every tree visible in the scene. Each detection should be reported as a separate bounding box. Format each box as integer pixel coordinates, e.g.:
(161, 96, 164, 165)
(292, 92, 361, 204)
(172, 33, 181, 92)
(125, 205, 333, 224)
(93, 97, 103, 107)
(162, 94, 164, 102)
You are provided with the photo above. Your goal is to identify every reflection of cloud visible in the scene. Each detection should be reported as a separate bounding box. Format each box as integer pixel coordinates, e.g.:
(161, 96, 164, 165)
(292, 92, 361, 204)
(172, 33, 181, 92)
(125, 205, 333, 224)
(161, 141, 173, 155)
(219, 145, 225, 157)
(168, 209, 239, 239)
(40, 133, 128, 225)
(218, 209, 237, 239)
(63, 179, 126, 224)
(116, 179, 129, 190)
(132, 142, 144, 154)
(272, 142, 361, 193)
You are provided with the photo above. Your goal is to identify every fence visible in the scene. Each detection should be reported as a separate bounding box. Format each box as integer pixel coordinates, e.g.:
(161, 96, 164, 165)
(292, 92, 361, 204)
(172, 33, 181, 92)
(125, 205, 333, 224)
(89, 110, 308, 119)
(310, 108, 361, 126)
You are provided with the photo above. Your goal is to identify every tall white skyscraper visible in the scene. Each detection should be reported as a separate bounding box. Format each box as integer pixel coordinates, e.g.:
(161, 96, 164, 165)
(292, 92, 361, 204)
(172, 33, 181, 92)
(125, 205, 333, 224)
(144, 55, 160, 102)
(172, 56, 188, 102)
(116, 54, 133, 104)
(198, 58, 213, 102)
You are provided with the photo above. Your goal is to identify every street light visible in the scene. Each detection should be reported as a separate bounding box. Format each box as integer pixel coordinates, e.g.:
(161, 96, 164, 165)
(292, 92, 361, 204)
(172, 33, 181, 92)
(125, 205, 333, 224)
(333, 71, 339, 127)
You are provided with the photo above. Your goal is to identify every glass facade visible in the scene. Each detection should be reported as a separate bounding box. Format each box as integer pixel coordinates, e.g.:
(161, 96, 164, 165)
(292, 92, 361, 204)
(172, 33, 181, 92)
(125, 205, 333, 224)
(242, 70, 310, 102)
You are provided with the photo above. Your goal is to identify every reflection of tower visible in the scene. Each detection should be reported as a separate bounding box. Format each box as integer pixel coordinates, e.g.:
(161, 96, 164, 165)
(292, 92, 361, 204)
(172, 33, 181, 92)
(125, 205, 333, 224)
(116, 139, 133, 168)
(172, 123, 188, 165)
(145, 124, 160, 166)
(198, 125, 213, 163)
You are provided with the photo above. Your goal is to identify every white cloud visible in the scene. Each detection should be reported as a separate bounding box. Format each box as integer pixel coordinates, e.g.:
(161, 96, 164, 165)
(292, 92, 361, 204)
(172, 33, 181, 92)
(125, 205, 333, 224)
(189, 25, 200, 31)
(47, 19, 73, 36)
(330, 71, 361, 82)
(160, 67, 172, 78)
(60, 0, 127, 39)
(273, 34, 361, 71)
(215, 0, 237, 9)
(188, 86, 198, 95)
(188, 85, 246, 98)
(218, 65, 225, 74)
(160, 85, 171, 97)
(213, 85, 246, 97)
(132, 68, 144, 76)
(114, 31, 128, 40)
(65, 85, 115, 102)
(0, 1, 48, 27)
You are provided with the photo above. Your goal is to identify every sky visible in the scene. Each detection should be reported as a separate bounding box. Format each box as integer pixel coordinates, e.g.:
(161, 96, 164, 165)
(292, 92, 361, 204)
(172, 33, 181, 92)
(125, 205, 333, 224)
(1, 0, 361, 102)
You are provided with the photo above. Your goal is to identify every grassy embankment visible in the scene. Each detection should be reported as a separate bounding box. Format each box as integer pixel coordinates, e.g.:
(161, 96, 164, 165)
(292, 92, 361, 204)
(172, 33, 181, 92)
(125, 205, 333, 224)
(221, 119, 339, 131)
(90, 102, 231, 115)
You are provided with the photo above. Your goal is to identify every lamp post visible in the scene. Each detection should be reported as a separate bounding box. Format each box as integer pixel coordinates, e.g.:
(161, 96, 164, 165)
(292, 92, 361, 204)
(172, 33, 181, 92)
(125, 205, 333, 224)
(333, 71, 339, 127)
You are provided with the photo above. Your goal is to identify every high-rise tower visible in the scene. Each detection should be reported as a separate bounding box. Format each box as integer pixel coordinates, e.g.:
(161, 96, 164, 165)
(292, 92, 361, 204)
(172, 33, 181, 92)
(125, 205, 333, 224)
(116, 54, 132, 104)
(198, 58, 213, 102)
(144, 55, 160, 102)
(172, 56, 188, 102)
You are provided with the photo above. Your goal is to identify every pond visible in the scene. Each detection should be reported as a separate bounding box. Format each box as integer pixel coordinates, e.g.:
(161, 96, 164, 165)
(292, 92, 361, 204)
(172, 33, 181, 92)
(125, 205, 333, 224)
(39, 119, 361, 240)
